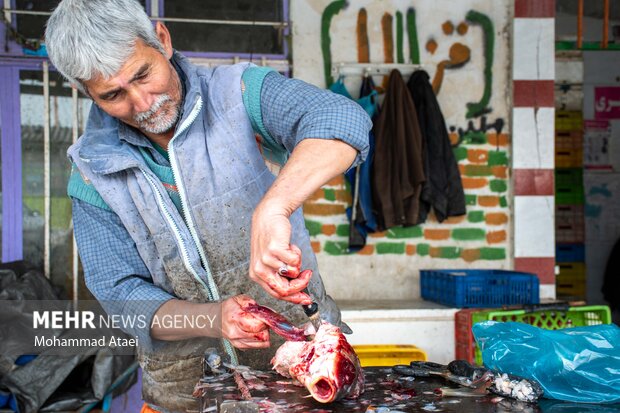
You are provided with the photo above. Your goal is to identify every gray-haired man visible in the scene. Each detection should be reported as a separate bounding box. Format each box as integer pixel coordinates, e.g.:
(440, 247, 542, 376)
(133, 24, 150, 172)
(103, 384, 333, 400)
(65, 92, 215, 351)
(45, 0, 370, 411)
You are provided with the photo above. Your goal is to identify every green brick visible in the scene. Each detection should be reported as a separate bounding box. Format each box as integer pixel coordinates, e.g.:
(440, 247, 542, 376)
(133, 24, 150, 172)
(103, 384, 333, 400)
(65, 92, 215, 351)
(376, 242, 406, 254)
(323, 241, 350, 255)
(488, 151, 508, 166)
(467, 210, 485, 223)
(438, 247, 461, 259)
(305, 219, 323, 236)
(465, 195, 477, 206)
(323, 188, 336, 201)
(479, 247, 506, 260)
(453, 146, 468, 162)
(452, 228, 486, 241)
(499, 196, 508, 207)
(490, 179, 507, 193)
(386, 226, 423, 239)
(464, 165, 492, 176)
(417, 243, 430, 256)
(462, 131, 487, 145)
(336, 224, 349, 237)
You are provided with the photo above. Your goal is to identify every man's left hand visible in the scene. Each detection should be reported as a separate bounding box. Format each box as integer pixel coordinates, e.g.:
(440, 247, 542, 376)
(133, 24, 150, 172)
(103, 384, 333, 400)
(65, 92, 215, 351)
(249, 204, 312, 305)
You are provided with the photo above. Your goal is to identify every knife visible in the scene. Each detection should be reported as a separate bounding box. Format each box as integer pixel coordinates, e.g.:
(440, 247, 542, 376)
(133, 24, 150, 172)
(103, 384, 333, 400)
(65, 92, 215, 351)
(278, 266, 322, 332)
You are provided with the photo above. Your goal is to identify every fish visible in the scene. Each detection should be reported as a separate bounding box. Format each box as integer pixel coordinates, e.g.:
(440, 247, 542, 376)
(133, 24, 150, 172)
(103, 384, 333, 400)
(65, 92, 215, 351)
(243, 303, 308, 342)
(271, 321, 365, 403)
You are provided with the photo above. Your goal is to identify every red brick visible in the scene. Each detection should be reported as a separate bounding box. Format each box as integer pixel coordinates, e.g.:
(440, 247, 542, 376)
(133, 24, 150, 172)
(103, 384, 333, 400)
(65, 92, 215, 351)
(514, 169, 554, 196)
(308, 189, 324, 201)
(485, 212, 508, 225)
(335, 189, 352, 203)
(478, 196, 500, 207)
(492, 166, 508, 178)
(424, 229, 451, 240)
(358, 245, 375, 255)
(514, 80, 555, 108)
(515, 257, 555, 284)
(488, 133, 509, 147)
(462, 177, 488, 189)
(368, 231, 387, 238)
(468, 149, 489, 164)
(322, 224, 336, 235)
(326, 175, 345, 187)
(461, 249, 481, 262)
(487, 230, 507, 244)
(515, 0, 555, 18)
(303, 203, 345, 215)
(444, 215, 466, 224)
(311, 241, 321, 253)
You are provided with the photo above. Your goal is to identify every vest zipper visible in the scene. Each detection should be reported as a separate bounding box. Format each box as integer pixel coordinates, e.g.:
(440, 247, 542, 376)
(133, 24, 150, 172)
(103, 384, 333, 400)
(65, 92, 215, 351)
(168, 95, 238, 365)
(139, 167, 210, 294)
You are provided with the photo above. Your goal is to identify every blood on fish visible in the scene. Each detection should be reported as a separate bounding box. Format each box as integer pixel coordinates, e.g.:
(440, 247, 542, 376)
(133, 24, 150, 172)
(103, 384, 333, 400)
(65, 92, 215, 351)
(272, 322, 364, 403)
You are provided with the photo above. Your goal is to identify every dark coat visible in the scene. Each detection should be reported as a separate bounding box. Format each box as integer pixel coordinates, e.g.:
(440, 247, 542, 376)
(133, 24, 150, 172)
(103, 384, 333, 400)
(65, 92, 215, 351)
(407, 70, 466, 223)
(371, 70, 425, 230)
(603, 237, 620, 310)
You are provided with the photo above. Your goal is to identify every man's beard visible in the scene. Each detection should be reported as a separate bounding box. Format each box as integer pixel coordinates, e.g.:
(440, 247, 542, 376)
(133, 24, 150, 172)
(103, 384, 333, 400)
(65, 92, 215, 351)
(134, 94, 181, 134)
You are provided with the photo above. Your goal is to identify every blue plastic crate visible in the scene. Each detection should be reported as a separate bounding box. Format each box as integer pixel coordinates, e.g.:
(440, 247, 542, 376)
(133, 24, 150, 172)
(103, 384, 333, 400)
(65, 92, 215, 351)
(420, 269, 540, 308)
(556, 243, 585, 263)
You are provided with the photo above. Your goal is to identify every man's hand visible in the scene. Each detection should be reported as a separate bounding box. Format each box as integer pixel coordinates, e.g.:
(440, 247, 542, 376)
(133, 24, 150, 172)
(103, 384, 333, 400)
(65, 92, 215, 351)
(249, 206, 313, 305)
(249, 139, 357, 304)
(149, 295, 269, 348)
(221, 295, 270, 349)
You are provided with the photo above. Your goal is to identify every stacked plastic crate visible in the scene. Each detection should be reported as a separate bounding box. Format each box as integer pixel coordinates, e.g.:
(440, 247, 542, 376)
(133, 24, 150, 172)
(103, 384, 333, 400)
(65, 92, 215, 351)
(555, 111, 586, 300)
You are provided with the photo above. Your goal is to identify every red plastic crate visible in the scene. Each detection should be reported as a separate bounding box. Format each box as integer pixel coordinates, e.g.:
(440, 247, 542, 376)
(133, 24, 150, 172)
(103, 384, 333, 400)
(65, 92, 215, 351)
(454, 305, 610, 365)
(454, 309, 479, 364)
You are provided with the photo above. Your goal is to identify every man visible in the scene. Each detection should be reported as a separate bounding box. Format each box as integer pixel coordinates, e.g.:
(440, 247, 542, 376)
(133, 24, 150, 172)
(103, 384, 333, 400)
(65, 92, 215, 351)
(45, 0, 371, 411)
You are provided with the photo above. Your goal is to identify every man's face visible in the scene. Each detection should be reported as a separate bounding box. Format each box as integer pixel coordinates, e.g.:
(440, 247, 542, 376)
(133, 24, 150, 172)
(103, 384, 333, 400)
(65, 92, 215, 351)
(83, 39, 182, 137)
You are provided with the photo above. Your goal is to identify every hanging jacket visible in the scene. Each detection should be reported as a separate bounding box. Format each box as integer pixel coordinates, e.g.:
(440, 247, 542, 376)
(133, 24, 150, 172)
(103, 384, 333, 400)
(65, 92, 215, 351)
(371, 69, 425, 230)
(67, 52, 368, 413)
(329, 77, 378, 249)
(407, 70, 466, 223)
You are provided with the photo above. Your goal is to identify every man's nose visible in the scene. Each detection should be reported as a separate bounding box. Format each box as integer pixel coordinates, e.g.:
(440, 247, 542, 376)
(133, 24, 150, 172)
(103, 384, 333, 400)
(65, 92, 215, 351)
(129, 87, 152, 114)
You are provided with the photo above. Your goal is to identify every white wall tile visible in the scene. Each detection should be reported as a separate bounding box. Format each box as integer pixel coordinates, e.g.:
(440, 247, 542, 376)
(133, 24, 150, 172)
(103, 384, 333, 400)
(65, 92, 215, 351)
(515, 196, 555, 257)
(514, 18, 555, 80)
(539, 284, 556, 300)
(512, 107, 555, 169)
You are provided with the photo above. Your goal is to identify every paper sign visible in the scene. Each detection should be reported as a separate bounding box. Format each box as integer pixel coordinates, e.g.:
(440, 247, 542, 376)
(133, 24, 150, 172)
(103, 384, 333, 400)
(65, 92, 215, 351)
(584, 120, 612, 170)
(594, 87, 620, 120)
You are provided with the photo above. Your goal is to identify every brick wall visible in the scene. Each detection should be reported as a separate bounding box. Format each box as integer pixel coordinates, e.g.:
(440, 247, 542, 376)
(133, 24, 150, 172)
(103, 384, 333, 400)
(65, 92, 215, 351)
(304, 131, 511, 262)
(292, 0, 515, 300)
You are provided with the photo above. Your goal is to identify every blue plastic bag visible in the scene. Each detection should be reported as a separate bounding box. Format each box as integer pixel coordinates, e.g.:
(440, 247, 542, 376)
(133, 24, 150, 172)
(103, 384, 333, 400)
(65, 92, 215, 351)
(473, 321, 620, 403)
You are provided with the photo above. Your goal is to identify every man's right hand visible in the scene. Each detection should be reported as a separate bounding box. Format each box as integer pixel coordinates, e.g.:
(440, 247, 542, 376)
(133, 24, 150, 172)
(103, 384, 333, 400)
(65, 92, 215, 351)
(221, 295, 270, 349)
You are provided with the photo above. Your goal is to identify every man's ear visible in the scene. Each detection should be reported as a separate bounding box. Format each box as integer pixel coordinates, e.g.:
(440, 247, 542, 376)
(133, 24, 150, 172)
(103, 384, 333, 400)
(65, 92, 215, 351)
(154, 21, 174, 58)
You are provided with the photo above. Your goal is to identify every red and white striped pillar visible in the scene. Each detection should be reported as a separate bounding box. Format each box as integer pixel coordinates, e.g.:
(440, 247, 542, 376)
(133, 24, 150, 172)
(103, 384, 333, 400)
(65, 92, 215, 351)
(512, 0, 556, 299)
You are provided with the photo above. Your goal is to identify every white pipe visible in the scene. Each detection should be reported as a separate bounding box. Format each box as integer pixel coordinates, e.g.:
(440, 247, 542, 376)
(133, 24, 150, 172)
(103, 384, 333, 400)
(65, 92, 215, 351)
(1, 8, 288, 27)
(72, 87, 79, 308)
(150, 0, 158, 18)
(43, 61, 51, 279)
(188, 57, 290, 73)
(150, 16, 287, 27)
(332, 62, 427, 77)
(2, 1, 10, 23)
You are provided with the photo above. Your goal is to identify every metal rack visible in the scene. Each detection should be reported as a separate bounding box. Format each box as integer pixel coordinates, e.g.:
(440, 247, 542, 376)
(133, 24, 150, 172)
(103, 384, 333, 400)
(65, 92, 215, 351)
(331, 62, 426, 78)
